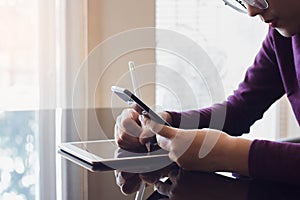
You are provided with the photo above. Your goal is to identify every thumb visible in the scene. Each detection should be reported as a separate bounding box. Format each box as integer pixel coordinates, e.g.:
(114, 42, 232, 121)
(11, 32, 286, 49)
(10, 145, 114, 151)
(139, 115, 176, 139)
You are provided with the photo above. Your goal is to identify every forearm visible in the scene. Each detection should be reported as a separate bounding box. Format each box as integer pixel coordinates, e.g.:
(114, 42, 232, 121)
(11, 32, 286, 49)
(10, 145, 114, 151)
(221, 136, 252, 176)
(167, 103, 255, 136)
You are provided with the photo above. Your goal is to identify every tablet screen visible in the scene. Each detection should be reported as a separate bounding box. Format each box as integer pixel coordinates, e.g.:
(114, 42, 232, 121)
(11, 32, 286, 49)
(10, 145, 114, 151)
(72, 140, 119, 159)
(69, 140, 168, 160)
(59, 139, 172, 172)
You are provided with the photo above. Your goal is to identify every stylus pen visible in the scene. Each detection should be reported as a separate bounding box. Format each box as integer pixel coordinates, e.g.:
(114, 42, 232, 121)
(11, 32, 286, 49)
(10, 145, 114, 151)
(128, 61, 153, 151)
(135, 181, 146, 200)
(129, 61, 141, 98)
(129, 61, 148, 200)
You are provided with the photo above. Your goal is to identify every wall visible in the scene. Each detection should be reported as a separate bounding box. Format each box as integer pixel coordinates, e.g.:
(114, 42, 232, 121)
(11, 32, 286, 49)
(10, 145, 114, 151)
(87, 0, 156, 108)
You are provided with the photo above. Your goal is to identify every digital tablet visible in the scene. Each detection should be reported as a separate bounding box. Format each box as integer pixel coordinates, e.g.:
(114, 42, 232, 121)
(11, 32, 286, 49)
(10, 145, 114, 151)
(58, 139, 171, 172)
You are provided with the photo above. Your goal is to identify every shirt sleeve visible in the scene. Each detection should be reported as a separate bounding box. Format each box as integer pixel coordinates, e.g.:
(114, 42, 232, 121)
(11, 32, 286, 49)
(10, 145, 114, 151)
(168, 28, 285, 136)
(249, 140, 300, 186)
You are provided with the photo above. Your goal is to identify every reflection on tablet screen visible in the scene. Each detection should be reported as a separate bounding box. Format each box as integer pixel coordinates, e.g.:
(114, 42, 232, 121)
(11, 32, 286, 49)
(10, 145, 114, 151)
(72, 140, 168, 160)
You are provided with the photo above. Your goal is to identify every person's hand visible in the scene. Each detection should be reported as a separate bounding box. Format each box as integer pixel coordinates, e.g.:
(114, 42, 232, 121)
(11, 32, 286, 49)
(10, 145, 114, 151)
(114, 104, 171, 153)
(114, 164, 178, 195)
(115, 170, 142, 195)
(114, 104, 153, 152)
(139, 115, 252, 175)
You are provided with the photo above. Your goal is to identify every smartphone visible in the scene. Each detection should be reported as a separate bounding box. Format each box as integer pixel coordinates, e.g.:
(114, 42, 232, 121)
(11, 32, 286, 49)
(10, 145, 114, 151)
(111, 86, 171, 127)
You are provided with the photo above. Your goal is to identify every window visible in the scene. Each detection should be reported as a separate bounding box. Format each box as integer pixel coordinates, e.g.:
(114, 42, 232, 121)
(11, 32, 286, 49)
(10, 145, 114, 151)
(155, 0, 294, 139)
(0, 1, 39, 199)
(0, 0, 39, 110)
(0, 0, 87, 199)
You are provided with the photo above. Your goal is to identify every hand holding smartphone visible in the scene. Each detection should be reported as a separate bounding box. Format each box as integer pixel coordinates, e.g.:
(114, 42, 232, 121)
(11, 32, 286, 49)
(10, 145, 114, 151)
(111, 86, 171, 127)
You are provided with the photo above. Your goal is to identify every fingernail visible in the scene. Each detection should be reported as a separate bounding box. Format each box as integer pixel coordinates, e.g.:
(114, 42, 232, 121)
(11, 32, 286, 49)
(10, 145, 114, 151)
(139, 114, 144, 121)
(142, 110, 147, 115)
(138, 115, 145, 124)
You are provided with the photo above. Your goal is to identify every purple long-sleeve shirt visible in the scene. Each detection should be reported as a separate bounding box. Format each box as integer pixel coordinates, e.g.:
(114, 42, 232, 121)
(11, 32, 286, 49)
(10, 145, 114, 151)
(168, 28, 300, 185)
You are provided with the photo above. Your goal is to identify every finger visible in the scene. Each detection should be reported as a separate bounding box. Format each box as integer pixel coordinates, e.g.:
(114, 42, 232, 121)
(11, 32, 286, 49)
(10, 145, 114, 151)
(155, 181, 172, 197)
(115, 109, 150, 152)
(156, 135, 172, 152)
(115, 124, 147, 152)
(139, 114, 177, 139)
(167, 169, 180, 185)
(138, 127, 156, 145)
(115, 171, 126, 188)
(115, 123, 136, 146)
(131, 103, 143, 114)
(116, 111, 141, 144)
(118, 109, 142, 137)
(139, 164, 176, 184)
(121, 175, 142, 195)
(115, 170, 142, 195)
(139, 174, 160, 185)
(119, 171, 137, 180)
(139, 169, 165, 184)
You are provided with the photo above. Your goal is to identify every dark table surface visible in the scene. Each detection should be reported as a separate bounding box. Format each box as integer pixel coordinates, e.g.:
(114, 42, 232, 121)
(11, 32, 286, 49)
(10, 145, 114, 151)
(1, 108, 300, 200)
